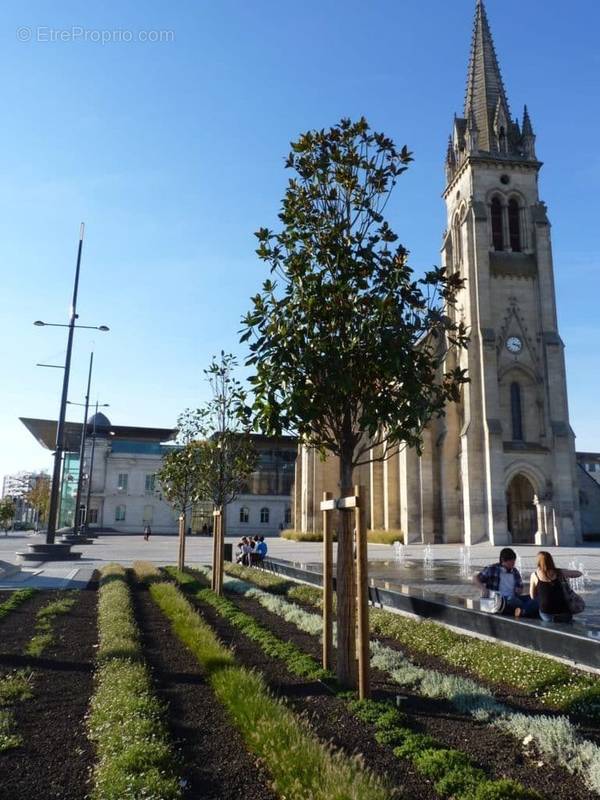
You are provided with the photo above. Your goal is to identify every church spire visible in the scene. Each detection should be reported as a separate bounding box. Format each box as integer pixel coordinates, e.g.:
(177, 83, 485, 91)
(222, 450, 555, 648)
(521, 104, 536, 158)
(464, 0, 511, 153)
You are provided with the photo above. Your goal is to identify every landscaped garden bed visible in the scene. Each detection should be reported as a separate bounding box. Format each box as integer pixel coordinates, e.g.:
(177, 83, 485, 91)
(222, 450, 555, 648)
(130, 570, 278, 800)
(195, 562, 600, 800)
(2, 562, 600, 800)
(225, 562, 600, 722)
(0, 586, 97, 800)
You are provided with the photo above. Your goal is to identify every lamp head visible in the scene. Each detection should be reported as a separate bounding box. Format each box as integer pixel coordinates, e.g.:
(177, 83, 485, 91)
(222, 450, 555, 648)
(33, 320, 45, 326)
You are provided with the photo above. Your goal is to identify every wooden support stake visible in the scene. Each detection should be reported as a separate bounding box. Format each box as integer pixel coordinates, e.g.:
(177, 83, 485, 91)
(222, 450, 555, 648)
(211, 510, 219, 592)
(177, 514, 186, 571)
(214, 509, 224, 596)
(322, 491, 333, 672)
(354, 485, 370, 699)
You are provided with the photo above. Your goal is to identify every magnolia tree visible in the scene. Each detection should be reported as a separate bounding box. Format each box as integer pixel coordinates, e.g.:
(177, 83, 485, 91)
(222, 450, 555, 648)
(241, 118, 468, 686)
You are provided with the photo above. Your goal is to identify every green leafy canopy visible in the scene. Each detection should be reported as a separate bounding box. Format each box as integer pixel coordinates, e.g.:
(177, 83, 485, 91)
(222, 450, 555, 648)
(241, 117, 468, 473)
(158, 353, 257, 514)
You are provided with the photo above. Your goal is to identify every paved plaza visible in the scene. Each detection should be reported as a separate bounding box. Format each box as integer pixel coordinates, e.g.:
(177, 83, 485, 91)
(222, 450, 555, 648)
(2, 531, 600, 604)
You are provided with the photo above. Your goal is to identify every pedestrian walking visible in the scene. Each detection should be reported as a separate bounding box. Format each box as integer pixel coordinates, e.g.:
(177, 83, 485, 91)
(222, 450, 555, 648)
(143, 524, 152, 541)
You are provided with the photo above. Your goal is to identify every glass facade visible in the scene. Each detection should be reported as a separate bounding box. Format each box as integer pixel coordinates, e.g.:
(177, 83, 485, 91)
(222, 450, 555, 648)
(58, 452, 80, 528)
(111, 440, 169, 455)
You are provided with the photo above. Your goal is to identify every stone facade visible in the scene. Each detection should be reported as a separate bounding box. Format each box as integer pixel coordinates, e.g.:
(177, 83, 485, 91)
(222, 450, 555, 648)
(296, 1, 583, 547)
(86, 429, 297, 536)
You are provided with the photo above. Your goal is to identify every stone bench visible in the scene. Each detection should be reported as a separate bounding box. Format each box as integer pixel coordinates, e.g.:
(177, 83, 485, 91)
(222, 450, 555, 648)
(262, 558, 600, 670)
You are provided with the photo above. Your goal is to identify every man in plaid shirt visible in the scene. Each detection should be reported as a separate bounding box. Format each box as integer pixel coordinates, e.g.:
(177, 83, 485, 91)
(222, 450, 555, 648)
(474, 547, 538, 617)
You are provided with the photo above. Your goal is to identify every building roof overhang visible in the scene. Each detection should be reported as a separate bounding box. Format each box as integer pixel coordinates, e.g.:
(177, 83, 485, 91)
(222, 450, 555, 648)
(20, 417, 177, 452)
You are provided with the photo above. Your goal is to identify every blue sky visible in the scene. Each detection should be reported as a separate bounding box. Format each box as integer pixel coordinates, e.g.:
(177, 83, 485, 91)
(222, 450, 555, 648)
(0, 0, 598, 484)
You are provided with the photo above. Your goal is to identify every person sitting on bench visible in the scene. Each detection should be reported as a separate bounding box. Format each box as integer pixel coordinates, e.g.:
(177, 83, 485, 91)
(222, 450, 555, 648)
(474, 547, 538, 618)
(255, 536, 268, 563)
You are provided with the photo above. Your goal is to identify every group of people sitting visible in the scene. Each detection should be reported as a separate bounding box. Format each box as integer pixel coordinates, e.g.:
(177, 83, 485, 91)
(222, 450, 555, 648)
(475, 547, 583, 623)
(235, 535, 268, 566)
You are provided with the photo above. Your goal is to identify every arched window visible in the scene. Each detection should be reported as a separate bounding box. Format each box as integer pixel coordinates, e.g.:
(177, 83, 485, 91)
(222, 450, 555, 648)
(260, 507, 270, 524)
(285, 507, 292, 525)
(239, 507, 249, 523)
(491, 197, 504, 251)
(510, 382, 524, 441)
(453, 215, 462, 264)
(508, 199, 521, 252)
(115, 504, 126, 522)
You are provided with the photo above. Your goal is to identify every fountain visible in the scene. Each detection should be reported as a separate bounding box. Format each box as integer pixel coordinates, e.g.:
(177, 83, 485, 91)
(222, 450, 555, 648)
(393, 541, 406, 564)
(568, 560, 586, 593)
(423, 544, 434, 572)
(459, 546, 471, 578)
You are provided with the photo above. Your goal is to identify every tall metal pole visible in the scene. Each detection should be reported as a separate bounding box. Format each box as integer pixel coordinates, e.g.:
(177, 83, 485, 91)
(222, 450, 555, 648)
(84, 403, 98, 533)
(73, 352, 93, 535)
(46, 223, 85, 544)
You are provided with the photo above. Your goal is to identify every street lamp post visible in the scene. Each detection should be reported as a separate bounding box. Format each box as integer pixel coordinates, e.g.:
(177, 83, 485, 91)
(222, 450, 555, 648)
(34, 224, 110, 546)
(66, 397, 109, 537)
(83, 401, 109, 534)
(72, 352, 93, 537)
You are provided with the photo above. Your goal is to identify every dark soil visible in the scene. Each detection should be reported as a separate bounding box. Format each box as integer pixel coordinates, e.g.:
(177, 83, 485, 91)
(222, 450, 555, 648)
(0, 590, 57, 652)
(185, 580, 594, 800)
(0, 587, 97, 800)
(132, 582, 278, 800)
(182, 584, 438, 800)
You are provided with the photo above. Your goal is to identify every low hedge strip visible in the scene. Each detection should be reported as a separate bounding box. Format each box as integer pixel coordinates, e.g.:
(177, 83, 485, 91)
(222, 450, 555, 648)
(0, 587, 38, 621)
(181, 565, 539, 800)
(25, 593, 78, 657)
(220, 563, 600, 795)
(0, 710, 21, 752)
(165, 567, 330, 682)
(0, 593, 76, 752)
(279, 530, 403, 544)
(146, 566, 391, 800)
(225, 563, 600, 717)
(349, 698, 541, 800)
(88, 564, 182, 800)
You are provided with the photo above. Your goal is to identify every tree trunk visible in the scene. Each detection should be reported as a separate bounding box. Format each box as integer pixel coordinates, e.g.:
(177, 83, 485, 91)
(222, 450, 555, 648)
(216, 504, 226, 595)
(177, 513, 186, 571)
(336, 452, 357, 688)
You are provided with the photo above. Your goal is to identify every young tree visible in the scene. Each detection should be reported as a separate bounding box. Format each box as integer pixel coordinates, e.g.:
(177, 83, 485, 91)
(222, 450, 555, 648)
(163, 354, 256, 586)
(157, 440, 206, 523)
(185, 353, 256, 593)
(241, 118, 468, 686)
(26, 475, 50, 531)
(0, 498, 15, 534)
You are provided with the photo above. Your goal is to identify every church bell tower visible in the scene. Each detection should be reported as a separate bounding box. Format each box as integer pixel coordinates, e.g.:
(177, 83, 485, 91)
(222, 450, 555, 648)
(442, 0, 581, 545)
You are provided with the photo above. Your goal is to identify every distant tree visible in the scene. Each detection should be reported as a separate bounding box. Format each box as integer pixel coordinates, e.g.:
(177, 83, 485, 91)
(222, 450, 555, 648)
(157, 440, 206, 527)
(26, 475, 50, 530)
(195, 353, 257, 524)
(0, 498, 15, 535)
(241, 118, 468, 686)
(162, 354, 256, 584)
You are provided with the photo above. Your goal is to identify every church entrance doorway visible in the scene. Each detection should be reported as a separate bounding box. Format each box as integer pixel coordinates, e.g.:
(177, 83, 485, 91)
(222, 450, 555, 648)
(506, 474, 537, 543)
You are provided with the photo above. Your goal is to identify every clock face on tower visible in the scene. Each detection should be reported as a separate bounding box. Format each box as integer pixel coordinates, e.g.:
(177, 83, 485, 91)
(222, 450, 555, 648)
(506, 336, 523, 354)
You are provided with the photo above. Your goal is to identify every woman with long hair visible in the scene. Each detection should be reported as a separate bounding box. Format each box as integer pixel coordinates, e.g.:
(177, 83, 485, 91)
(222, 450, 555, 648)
(529, 551, 582, 623)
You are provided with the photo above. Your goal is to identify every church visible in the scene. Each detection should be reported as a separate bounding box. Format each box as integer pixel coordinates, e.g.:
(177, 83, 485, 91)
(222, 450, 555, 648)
(295, 0, 585, 547)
